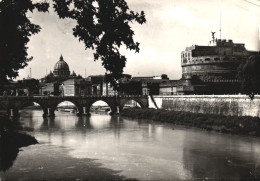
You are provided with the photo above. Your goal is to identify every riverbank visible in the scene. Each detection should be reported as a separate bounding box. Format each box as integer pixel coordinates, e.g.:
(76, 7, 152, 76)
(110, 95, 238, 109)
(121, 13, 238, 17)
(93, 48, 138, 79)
(121, 108, 260, 137)
(149, 95, 260, 117)
(0, 115, 39, 171)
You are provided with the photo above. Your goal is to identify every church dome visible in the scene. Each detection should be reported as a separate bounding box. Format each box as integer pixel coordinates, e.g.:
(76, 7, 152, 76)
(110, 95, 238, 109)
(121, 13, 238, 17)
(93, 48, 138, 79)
(53, 55, 70, 77)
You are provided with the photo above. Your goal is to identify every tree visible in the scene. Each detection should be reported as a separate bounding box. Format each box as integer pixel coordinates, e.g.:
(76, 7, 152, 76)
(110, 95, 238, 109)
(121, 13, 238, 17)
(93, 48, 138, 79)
(118, 80, 142, 95)
(76, 74, 83, 79)
(0, 0, 49, 83)
(161, 74, 169, 80)
(0, 0, 146, 86)
(238, 54, 260, 99)
(44, 71, 55, 83)
(53, 0, 146, 85)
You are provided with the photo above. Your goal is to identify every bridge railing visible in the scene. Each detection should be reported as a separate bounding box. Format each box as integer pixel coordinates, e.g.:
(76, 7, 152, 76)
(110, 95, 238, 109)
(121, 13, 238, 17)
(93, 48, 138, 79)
(0, 95, 148, 99)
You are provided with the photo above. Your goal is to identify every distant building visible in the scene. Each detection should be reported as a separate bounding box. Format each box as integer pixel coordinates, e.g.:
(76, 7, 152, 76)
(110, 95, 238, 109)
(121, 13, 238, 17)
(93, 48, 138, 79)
(86, 74, 133, 96)
(62, 79, 92, 96)
(131, 76, 155, 81)
(180, 38, 259, 94)
(159, 80, 178, 95)
(87, 75, 105, 96)
(102, 82, 117, 96)
(181, 39, 246, 81)
(118, 80, 142, 95)
(0, 81, 18, 96)
(17, 77, 39, 96)
(130, 75, 170, 95)
(39, 55, 88, 96)
(39, 82, 60, 96)
(53, 55, 70, 78)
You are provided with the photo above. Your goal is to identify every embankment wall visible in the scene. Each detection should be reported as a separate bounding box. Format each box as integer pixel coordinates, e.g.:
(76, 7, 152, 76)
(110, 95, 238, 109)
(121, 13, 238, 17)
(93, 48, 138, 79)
(149, 95, 260, 117)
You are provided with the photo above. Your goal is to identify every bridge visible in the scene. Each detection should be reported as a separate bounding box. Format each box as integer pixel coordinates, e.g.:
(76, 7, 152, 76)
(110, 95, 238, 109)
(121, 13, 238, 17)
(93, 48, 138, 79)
(0, 95, 148, 117)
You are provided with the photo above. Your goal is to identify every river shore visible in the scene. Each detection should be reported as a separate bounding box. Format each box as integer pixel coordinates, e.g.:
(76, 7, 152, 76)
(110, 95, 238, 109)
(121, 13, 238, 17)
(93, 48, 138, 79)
(0, 113, 139, 180)
(121, 108, 260, 137)
(0, 115, 39, 171)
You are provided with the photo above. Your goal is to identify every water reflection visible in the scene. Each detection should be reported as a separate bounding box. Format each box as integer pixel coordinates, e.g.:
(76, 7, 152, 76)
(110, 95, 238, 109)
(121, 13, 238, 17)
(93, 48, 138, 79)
(76, 116, 92, 130)
(2, 110, 260, 180)
(0, 115, 38, 172)
(182, 130, 260, 180)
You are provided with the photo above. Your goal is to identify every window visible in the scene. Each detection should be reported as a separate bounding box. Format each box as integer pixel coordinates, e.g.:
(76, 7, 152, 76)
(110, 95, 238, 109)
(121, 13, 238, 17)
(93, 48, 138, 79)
(205, 58, 210, 61)
(214, 58, 220, 61)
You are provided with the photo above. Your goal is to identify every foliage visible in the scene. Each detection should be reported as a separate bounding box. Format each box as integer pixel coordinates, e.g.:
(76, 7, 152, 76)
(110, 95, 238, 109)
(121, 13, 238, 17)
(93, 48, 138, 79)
(121, 108, 260, 137)
(161, 74, 169, 79)
(76, 74, 83, 79)
(0, 0, 145, 85)
(0, 115, 38, 172)
(238, 54, 260, 98)
(0, 0, 49, 83)
(53, 0, 146, 84)
(118, 80, 142, 95)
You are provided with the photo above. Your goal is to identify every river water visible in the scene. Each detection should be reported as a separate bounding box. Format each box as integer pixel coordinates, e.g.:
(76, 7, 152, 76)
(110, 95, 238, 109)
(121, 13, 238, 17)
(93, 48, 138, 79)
(1, 109, 260, 180)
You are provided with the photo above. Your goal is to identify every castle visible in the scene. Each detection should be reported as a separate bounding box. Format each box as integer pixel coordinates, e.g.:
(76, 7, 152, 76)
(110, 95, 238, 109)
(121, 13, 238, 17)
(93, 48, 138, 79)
(178, 36, 259, 94)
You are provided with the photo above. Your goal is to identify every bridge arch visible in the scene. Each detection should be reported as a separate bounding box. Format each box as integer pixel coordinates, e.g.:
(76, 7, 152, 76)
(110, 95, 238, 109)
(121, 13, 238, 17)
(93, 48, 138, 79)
(53, 100, 83, 115)
(84, 99, 117, 114)
(0, 95, 149, 117)
(18, 100, 48, 117)
(19, 100, 45, 110)
(120, 98, 147, 109)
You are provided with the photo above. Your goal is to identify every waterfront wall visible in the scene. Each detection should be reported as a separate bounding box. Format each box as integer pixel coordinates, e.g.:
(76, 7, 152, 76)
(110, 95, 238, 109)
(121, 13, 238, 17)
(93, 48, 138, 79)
(149, 95, 260, 117)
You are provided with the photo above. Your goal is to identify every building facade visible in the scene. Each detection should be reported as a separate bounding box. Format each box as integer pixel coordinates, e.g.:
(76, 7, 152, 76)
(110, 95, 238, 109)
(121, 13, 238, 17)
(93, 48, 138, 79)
(62, 79, 92, 96)
(159, 80, 178, 95)
(39, 82, 60, 96)
(181, 39, 246, 81)
(179, 38, 258, 94)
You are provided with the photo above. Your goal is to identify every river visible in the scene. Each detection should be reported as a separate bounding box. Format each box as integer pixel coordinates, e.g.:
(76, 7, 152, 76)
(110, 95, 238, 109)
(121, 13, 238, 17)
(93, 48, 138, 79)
(1, 109, 260, 180)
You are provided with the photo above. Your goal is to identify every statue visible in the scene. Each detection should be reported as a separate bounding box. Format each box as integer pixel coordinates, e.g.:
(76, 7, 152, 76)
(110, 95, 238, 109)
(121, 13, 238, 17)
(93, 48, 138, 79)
(211, 32, 216, 43)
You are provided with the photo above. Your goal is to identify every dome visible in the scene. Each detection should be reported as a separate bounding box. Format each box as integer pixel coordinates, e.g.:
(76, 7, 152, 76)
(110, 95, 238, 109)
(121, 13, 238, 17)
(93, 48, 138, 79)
(54, 55, 69, 71)
(53, 55, 70, 77)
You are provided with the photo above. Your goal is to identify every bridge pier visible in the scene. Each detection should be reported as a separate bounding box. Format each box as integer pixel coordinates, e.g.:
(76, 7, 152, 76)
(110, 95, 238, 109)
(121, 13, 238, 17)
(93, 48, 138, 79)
(107, 106, 119, 115)
(109, 111, 115, 115)
(76, 112, 82, 116)
(9, 108, 20, 118)
(42, 108, 48, 117)
(47, 108, 55, 117)
(76, 107, 83, 116)
(82, 107, 91, 116)
(114, 106, 123, 115)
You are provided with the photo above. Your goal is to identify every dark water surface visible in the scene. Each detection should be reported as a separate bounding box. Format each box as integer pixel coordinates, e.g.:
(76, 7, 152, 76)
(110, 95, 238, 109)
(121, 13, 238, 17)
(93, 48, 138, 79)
(1, 110, 260, 180)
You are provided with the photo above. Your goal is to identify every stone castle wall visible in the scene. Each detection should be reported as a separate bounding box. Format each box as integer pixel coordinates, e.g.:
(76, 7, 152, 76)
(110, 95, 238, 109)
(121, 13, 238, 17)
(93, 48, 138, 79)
(181, 56, 240, 80)
(149, 95, 260, 117)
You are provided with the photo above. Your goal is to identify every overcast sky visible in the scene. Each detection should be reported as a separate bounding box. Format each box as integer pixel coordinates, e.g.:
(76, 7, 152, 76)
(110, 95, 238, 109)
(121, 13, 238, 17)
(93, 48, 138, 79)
(18, 0, 260, 80)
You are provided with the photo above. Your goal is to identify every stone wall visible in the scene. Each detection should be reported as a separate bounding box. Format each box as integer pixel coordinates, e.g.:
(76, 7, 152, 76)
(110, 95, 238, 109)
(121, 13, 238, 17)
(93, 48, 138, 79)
(149, 95, 260, 117)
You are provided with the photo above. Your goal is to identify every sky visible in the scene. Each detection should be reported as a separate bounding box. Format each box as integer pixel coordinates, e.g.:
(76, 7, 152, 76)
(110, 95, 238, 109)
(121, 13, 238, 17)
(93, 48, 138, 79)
(18, 0, 260, 80)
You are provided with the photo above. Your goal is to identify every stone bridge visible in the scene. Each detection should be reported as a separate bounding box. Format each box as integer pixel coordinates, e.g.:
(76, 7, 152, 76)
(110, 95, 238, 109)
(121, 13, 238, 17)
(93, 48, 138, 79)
(0, 95, 148, 117)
